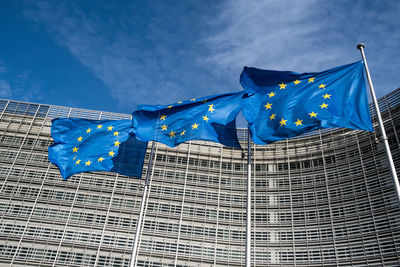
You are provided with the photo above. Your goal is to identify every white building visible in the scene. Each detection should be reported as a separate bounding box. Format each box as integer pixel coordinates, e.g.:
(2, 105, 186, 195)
(0, 89, 400, 266)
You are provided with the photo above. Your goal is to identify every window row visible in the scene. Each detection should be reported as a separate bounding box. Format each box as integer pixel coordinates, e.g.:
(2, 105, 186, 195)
(0, 203, 137, 229)
(153, 169, 245, 188)
(138, 239, 398, 263)
(0, 135, 52, 149)
(0, 166, 144, 193)
(146, 201, 244, 223)
(155, 152, 369, 174)
(143, 220, 244, 241)
(150, 183, 385, 209)
(0, 244, 127, 267)
(1, 223, 133, 249)
(0, 101, 48, 117)
(150, 184, 245, 206)
(0, 150, 50, 164)
(139, 239, 244, 262)
(2, 184, 142, 210)
(153, 168, 386, 194)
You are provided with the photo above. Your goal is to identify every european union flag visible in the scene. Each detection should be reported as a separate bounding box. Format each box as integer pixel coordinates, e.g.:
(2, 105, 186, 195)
(132, 91, 244, 148)
(48, 118, 148, 180)
(240, 61, 373, 145)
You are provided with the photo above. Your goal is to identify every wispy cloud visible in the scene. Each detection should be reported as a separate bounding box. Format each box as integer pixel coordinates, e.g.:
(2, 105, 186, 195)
(22, 0, 400, 111)
(202, 0, 400, 96)
(0, 60, 43, 101)
(23, 1, 228, 109)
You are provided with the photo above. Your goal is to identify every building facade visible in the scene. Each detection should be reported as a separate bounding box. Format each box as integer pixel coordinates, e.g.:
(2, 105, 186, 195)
(0, 89, 400, 266)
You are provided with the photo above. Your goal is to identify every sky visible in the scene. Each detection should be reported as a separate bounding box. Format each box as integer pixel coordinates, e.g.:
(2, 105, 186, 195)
(1, 0, 400, 122)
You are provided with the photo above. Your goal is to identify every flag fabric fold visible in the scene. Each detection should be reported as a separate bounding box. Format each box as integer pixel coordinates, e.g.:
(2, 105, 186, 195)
(132, 91, 244, 148)
(240, 60, 373, 145)
(49, 118, 148, 180)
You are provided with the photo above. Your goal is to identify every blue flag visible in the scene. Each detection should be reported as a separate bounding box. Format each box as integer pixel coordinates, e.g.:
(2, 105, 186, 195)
(240, 61, 373, 145)
(132, 91, 244, 148)
(48, 118, 148, 180)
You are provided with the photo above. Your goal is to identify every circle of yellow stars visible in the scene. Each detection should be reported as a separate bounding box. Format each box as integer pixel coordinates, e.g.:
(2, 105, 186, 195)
(158, 97, 214, 139)
(72, 123, 121, 167)
(264, 77, 331, 128)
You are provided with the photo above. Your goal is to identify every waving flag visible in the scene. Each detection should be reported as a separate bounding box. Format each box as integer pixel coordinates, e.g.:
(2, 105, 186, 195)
(132, 91, 244, 148)
(240, 61, 373, 145)
(49, 118, 147, 180)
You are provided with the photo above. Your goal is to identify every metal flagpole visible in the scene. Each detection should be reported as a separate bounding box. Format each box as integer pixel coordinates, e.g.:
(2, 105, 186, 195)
(129, 141, 156, 267)
(245, 126, 252, 267)
(357, 43, 400, 204)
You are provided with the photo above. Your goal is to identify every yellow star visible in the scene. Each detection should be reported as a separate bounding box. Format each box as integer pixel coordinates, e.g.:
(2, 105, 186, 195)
(295, 119, 303, 126)
(109, 151, 115, 157)
(279, 118, 287, 126)
(322, 93, 331, 99)
(113, 131, 119, 136)
(178, 101, 182, 104)
(167, 105, 173, 109)
(293, 80, 301, 85)
(161, 124, 168, 131)
(208, 104, 215, 112)
(73, 156, 76, 160)
(202, 115, 209, 122)
(269, 113, 276, 120)
(98, 157, 104, 162)
(309, 111, 318, 118)
(86, 128, 92, 133)
(85, 160, 92, 166)
(264, 103, 272, 110)
(279, 82, 286, 89)
(97, 124, 103, 129)
(169, 131, 176, 138)
(319, 84, 326, 89)
(77, 136, 83, 142)
(192, 123, 199, 129)
(107, 126, 113, 131)
(268, 92, 275, 98)
(201, 99, 208, 103)
(160, 114, 167, 120)
(72, 147, 78, 153)
(308, 77, 315, 83)
(191, 98, 196, 101)
(75, 159, 81, 165)
(180, 130, 186, 136)
(320, 103, 328, 109)
(114, 141, 121, 146)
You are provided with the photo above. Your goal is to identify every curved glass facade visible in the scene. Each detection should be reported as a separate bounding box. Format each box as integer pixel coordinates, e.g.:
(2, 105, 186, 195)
(0, 88, 400, 266)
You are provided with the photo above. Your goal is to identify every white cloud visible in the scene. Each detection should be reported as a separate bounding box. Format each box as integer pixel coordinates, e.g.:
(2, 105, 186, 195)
(23, 1, 212, 108)
(22, 0, 400, 108)
(203, 1, 342, 72)
(24, 2, 147, 107)
(202, 0, 400, 96)
(0, 60, 43, 101)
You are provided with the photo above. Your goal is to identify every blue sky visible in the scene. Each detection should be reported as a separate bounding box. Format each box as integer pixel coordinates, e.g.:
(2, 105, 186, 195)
(1, 0, 399, 120)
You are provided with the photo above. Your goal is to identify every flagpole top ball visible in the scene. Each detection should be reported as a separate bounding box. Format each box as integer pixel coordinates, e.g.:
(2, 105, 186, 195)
(357, 43, 365, 50)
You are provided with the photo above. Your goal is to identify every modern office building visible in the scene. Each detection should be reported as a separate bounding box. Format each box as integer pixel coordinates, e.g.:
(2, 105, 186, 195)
(0, 88, 400, 267)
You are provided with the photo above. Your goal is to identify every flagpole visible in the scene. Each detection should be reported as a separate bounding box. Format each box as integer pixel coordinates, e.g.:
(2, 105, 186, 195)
(245, 126, 252, 267)
(357, 43, 400, 204)
(129, 141, 156, 267)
